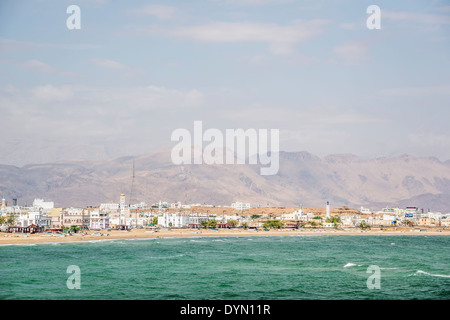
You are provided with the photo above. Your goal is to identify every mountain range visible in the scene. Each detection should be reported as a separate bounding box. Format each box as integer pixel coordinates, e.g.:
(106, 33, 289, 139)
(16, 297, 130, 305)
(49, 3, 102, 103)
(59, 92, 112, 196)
(0, 149, 449, 213)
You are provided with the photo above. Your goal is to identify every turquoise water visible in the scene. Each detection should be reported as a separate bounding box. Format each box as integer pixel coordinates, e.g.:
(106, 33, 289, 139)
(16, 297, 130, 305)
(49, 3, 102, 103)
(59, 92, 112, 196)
(0, 235, 449, 300)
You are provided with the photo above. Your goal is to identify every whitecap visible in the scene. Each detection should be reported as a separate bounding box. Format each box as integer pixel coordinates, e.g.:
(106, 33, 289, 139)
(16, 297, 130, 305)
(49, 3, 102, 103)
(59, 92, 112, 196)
(415, 270, 450, 278)
(344, 263, 357, 268)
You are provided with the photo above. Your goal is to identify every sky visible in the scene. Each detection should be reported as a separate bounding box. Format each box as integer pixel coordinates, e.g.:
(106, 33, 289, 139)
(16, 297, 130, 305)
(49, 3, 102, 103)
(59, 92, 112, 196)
(0, 0, 449, 166)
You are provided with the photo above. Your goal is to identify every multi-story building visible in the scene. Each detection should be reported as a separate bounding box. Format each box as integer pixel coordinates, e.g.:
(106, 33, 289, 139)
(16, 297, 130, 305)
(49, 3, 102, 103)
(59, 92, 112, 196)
(32, 198, 54, 211)
(281, 209, 304, 221)
(188, 213, 209, 227)
(404, 207, 420, 218)
(89, 209, 110, 230)
(417, 217, 436, 227)
(158, 212, 190, 228)
(62, 207, 90, 230)
(47, 208, 62, 229)
(441, 217, 450, 227)
(16, 210, 41, 228)
(170, 201, 182, 209)
(231, 202, 251, 210)
(100, 203, 119, 212)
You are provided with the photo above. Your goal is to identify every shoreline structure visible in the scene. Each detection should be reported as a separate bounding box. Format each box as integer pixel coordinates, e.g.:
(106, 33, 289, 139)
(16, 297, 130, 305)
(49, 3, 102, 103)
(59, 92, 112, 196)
(1, 227, 449, 245)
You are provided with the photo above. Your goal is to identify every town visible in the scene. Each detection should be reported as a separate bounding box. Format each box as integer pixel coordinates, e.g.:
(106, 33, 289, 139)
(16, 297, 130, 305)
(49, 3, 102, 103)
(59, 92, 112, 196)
(0, 194, 449, 235)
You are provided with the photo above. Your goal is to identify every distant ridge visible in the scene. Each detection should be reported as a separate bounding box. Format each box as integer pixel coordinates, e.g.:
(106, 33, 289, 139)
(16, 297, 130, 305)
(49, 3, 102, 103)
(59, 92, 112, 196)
(0, 149, 449, 212)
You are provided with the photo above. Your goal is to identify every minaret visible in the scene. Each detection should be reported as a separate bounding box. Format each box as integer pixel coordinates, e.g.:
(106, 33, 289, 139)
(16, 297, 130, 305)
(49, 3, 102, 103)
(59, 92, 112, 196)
(326, 201, 330, 219)
(1, 197, 5, 216)
(120, 194, 126, 225)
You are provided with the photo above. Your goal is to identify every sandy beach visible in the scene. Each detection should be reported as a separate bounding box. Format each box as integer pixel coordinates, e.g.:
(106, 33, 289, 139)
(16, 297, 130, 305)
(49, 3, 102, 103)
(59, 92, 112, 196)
(1, 227, 449, 245)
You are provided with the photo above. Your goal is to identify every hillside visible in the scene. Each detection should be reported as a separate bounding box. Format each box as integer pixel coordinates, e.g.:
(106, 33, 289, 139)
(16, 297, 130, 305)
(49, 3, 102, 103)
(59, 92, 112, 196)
(0, 149, 449, 212)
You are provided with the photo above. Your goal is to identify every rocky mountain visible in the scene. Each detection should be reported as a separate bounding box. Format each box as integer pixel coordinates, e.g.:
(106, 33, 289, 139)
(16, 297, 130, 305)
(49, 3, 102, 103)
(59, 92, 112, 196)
(0, 149, 449, 212)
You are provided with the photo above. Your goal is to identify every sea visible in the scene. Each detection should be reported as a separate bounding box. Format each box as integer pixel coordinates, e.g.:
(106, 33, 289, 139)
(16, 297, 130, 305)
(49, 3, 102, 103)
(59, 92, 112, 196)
(0, 235, 449, 300)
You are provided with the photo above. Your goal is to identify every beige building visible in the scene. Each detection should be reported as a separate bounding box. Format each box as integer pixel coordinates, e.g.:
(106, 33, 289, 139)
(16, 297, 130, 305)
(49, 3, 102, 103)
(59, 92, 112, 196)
(47, 208, 63, 229)
(417, 217, 436, 227)
(62, 207, 90, 230)
(440, 218, 450, 227)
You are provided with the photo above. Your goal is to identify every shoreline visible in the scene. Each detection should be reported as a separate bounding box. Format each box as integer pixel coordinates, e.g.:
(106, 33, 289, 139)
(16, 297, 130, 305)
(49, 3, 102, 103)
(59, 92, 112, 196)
(1, 227, 449, 246)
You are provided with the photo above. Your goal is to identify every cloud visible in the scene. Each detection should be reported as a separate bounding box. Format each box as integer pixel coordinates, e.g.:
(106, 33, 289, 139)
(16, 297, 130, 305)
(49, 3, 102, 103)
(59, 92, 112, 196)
(30, 85, 73, 102)
(332, 42, 369, 65)
(128, 5, 177, 20)
(338, 22, 359, 30)
(20, 59, 79, 77)
(90, 58, 130, 70)
(225, 0, 294, 6)
(0, 38, 100, 51)
(146, 19, 330, 55)
(408, 133, 450, 158)
(21, 60, 58, 73)
(8, 84, 205, 117)
(383, 10, 450, 25)
(0, 83, 207, 164)
(437, 6, 450, 13)
(90, 58, 144, 77)
(378, 84, 450, 97)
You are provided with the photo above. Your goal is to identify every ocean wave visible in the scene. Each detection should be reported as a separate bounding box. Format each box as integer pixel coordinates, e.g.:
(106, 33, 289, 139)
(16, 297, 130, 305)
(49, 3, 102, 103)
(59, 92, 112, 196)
(0, 243, 37, 247)
(413, 270, 450, 278)
(149, 253, 185, 260)
(343, 263, 362, 268)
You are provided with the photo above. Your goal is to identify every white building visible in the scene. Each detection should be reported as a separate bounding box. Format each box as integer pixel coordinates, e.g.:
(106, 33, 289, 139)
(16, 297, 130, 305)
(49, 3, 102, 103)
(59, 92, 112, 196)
(231, 202, 251, 210)
(404, 206, 420, 218)
(341, 215, 361, 227)
(158, 212, 190, 228)
(100, 203, 119, 212)
(17, 210, 41, 227)
(90, 210, 110, 230)
(32, 198, 54, 210)
(281, 208, 304, 221)
(382, 214, 396, 222)
(360, 207, 373, 214)
(188, 213, 209, 226)
(170, 201, 182, 209)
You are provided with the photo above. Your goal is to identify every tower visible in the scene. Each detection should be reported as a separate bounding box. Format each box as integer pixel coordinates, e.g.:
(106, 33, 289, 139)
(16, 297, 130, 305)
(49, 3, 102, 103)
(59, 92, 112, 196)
(1, 197, 5, 216)
(326, 201, 330, 219)
(129, 159, 135, 206)
(120, 194, 126, 225)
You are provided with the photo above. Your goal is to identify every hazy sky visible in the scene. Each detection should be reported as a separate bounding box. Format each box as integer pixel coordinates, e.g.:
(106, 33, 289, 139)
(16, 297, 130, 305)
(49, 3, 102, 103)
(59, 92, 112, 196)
(1, 0, 449, 166)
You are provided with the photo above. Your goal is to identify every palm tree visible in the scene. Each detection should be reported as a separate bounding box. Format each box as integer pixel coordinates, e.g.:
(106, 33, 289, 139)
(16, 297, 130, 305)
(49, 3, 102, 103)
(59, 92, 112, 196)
(201, 220, 209, 229)
(358, 221, 370, 230)
(69, 225, 80, 233)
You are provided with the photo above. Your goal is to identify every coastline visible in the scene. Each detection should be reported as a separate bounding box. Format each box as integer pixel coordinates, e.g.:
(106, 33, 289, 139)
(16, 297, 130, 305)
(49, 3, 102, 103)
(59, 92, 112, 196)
(1, 227, 449, 245)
